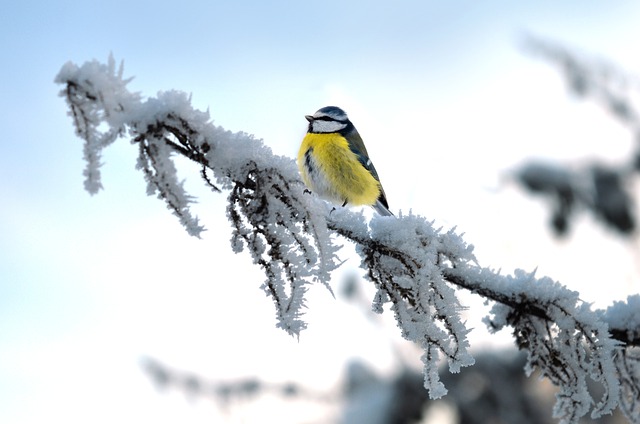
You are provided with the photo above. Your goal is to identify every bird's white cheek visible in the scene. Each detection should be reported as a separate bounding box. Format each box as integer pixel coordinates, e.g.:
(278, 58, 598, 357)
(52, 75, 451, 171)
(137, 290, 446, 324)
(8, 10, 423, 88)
(311, 120, 347, 133)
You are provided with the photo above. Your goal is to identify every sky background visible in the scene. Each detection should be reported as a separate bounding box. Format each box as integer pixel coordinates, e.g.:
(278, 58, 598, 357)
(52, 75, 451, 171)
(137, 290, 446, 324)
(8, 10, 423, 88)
(2, 1, 640, 423)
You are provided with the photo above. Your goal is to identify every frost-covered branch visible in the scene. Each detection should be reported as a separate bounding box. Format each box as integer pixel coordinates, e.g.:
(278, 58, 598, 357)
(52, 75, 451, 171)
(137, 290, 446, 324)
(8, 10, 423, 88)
(57, 56, 340, 336)
(56, 57, 640, 423)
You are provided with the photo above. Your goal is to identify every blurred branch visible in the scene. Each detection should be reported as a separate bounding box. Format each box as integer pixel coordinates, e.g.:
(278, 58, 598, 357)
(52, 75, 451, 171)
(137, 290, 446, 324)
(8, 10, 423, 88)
(523, 34, 640, 130)
(141, 357, 335, 404)
(512, 35, 640, 237)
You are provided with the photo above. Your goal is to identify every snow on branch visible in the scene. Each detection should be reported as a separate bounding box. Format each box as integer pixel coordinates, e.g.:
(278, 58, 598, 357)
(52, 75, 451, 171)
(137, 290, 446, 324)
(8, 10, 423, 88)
(56, 56, 339, 335)
(56, 57, 640, 423)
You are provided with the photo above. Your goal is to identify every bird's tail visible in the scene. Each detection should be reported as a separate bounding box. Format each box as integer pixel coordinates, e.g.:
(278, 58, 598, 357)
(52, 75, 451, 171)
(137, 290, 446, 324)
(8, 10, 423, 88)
(373, 199, 394, 217)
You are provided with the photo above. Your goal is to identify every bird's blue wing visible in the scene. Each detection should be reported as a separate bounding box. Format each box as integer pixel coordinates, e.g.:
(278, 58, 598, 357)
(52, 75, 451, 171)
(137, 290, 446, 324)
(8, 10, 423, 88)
(345, 131, 379, 179)
(344, 130, 390, 211)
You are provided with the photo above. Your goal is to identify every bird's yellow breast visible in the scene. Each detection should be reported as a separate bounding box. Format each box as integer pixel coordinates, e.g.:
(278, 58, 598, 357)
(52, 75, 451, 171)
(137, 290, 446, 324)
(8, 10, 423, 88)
(297, 132, 381, 206)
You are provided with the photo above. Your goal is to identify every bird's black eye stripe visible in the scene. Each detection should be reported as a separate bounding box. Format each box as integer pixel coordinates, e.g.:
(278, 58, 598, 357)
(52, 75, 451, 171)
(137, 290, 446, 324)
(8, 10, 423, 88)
(314, 115, 347, 123)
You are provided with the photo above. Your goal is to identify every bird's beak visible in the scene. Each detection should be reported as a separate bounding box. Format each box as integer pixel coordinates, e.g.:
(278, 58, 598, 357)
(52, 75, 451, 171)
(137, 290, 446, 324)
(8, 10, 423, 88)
(305, 115, 314, 122)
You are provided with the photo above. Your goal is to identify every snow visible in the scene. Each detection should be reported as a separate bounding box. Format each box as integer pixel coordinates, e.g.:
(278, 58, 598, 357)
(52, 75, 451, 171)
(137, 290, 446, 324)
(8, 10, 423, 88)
(55, 57, 639, 424)
(603, 295, 640, 340)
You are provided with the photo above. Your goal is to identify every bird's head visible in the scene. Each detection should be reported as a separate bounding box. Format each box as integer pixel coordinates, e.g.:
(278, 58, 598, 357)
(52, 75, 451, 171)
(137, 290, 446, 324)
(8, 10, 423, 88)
(306, 106, 350, 133)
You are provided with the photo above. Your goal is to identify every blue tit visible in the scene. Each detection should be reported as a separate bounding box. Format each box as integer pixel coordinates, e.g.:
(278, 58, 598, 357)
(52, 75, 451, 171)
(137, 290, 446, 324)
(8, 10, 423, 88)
(297, 106, 393, 216)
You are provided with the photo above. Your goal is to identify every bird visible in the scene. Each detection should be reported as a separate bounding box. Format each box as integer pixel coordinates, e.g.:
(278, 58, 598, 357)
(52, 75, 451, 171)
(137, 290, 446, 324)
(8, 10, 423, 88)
(297, 106, 393, 216)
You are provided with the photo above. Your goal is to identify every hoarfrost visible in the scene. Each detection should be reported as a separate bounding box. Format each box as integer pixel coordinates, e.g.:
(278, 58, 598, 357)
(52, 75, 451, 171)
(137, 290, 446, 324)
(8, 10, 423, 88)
(56, 57, 640, 423)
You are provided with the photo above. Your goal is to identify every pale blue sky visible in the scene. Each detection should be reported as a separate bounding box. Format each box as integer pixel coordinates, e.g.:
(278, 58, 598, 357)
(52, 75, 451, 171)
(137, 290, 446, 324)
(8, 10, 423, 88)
(1, 1, 640, 423)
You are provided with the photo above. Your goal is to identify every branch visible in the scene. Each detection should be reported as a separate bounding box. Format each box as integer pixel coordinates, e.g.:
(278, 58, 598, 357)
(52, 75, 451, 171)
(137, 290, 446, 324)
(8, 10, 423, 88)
(56, 57, 640, 424)
(140, 356, 335, 404)
(511, 36, 640, 238)
(56, 56, 339, 336)
(523, 34, 640, 130)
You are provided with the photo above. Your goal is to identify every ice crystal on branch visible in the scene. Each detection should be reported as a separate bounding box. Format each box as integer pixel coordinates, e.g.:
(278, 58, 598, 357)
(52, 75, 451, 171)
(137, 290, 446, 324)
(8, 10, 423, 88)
(476, 269, 620, 423)
(56, 57, 640, 423)
(57, 56, 139, 194)
(55, 56, 340, 335)
(328, 211, 476, 397)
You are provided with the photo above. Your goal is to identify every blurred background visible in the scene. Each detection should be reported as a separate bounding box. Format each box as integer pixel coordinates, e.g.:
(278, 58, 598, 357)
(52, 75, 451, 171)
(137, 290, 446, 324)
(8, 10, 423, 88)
(1, 1, 640, 422)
